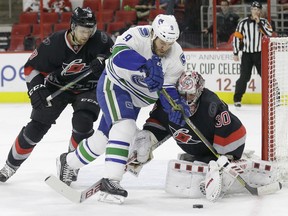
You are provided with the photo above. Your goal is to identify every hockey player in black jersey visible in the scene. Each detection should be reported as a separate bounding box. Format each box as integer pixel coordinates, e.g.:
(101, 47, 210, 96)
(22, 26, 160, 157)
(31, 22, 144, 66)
(142, 71, 246, 163)
(0, 7, 114, 183)
(130, 71, 277, 201)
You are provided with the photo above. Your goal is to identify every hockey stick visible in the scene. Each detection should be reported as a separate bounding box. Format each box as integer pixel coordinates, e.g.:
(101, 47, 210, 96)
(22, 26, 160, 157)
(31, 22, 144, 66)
(45, 135, 169, 203)
(46, 60, 93, 107)
(161, 88, 282, 196)
(45, 156, 137, 203)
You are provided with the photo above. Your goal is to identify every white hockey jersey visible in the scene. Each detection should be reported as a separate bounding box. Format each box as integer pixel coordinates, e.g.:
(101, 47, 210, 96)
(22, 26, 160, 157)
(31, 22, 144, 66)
(105, 25, 186, 107)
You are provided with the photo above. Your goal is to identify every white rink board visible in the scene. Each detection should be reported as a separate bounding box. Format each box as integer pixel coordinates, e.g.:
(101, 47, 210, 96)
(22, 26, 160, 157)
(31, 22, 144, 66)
(0, 51, 261, 94)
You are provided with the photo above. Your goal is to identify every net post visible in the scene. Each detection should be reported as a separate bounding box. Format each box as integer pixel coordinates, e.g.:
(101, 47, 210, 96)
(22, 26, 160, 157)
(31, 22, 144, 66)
(261, 36, 269, 161)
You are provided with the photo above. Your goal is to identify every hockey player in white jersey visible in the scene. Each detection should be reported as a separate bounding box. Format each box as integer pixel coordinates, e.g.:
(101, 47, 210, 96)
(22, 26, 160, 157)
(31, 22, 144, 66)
(56, 14, 187, 203)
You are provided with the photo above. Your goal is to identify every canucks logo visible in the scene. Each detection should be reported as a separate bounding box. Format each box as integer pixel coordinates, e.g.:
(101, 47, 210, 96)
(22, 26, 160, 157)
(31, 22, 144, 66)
(138, 27, 150, 37)
(131, 74, 147, 88)
(158, 19, 164, 25)
(180, 53, 186, 66)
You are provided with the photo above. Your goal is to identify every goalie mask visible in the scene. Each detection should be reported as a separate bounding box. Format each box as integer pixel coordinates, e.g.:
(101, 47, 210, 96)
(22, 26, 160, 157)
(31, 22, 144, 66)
(177, 71, 205, 115)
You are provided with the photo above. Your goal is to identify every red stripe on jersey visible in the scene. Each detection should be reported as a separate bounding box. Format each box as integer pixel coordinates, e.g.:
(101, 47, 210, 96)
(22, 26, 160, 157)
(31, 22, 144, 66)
(14, 136, 33, 155)
(24, 66, 34, 76)
(146, 117, 162, 126)
(213, 125, 246, 147)
(70, 136, 78, 149)
(24, 66, 49, 77)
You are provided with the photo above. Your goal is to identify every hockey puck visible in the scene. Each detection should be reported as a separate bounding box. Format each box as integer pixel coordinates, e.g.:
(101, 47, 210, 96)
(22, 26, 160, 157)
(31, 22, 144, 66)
(193, 204, 203, 208)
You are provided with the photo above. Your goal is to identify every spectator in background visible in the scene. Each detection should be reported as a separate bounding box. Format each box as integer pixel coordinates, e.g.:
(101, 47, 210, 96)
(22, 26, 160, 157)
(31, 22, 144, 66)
(24, 0, 49, 12)
(203, 0, 239, 43)
(135, 0, 168, 20)
(278, 0, 288, 28)
(135, 0, 156, 20)
(181, 0, 202, 32)
(48, 0, 72, 13)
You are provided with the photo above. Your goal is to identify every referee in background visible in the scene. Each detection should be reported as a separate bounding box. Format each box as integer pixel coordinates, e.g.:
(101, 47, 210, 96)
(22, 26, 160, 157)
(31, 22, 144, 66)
(232, 1, 273, 107)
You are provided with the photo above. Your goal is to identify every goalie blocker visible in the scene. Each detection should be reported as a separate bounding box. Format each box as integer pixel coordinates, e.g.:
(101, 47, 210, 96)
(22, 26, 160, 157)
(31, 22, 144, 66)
(165, 153, 278, 201)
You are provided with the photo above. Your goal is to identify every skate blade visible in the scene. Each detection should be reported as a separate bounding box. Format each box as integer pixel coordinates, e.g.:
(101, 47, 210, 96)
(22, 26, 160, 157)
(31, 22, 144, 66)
(97, 191, 126, 204)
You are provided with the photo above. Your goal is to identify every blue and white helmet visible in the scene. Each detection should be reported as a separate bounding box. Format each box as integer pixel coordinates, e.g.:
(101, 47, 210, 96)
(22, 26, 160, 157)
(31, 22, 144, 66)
(151, 14, 180, 43)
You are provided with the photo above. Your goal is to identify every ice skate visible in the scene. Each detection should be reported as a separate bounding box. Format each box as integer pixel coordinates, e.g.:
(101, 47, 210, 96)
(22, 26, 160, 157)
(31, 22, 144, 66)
(98, 178, 128, 204)
(0, 163, 17, 182)
(56, 153, 78, 186)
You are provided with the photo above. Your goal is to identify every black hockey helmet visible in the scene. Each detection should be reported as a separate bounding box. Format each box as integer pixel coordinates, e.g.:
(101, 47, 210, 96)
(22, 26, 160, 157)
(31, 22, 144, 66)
(251, 1, 262, 9)
(71, 7, 96, 29)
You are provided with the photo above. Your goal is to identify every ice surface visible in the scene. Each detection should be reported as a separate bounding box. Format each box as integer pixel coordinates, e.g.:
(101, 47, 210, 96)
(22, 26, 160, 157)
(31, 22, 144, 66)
(0, 104, 287, 216)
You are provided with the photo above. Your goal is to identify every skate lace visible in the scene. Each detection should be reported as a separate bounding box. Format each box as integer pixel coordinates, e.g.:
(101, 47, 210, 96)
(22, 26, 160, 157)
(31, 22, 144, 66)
(109, 180, 123, 190)
(0, 164, 16, 178)
(62, 163, 75, 181)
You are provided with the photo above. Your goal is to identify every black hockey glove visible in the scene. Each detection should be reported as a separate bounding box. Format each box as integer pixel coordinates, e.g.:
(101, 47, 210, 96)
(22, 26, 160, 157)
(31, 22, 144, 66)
(28, 84, 51, 109)
(142, 55, 164, 92)
(90, 56, 105, 79)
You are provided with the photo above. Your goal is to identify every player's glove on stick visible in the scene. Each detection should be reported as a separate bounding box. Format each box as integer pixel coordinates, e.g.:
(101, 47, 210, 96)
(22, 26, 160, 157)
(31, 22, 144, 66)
(28, 83, 51, 109)
(159, 88, 191, 126)
(143, 55, 164, 92)
(90, 55, 106, 79)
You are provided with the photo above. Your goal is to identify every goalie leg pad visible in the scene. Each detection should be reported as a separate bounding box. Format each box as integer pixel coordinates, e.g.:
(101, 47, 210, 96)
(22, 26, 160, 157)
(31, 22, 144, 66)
(248, 159, 276, 186)
(165, 159, 208, 198)
(221, 158, 277, 195)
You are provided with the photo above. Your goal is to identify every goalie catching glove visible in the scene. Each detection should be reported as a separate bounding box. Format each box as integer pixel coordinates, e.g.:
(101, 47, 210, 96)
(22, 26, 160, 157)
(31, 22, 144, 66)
(142, 55, 164, 92)
(159, 88, 191, 126)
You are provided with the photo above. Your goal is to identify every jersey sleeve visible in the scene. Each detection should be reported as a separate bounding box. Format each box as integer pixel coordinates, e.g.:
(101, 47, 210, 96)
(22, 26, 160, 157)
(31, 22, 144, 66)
(24, 34, 64, 85)
(233, 19, 244, 56)
(25, 34, 64, 74)
(111, 27, 149, 71)
(258, 18, 273, 36)
(213, 101, 246, 159)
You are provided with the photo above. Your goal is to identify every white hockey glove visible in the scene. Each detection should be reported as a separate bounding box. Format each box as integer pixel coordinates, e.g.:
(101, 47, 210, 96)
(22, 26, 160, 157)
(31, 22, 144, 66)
(129, 130, 158, 164)
(127, 130, 158, 176)
(204, 159, 223, 202)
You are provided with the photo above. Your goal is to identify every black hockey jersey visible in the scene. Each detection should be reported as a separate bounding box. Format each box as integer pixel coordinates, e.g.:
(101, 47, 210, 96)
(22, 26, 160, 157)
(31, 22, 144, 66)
(144, 88, 246, 163)
(24, 29, 114, 93)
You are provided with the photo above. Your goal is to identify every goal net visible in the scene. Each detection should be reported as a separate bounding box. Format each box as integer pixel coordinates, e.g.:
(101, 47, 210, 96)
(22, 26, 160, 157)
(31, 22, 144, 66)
(262, 36, 288, 183)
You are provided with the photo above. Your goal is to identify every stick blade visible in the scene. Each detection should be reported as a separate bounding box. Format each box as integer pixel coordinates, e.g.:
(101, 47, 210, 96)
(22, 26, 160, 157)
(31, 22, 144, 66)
(257, 182, 282, 196)
(45, 175, 81, 203)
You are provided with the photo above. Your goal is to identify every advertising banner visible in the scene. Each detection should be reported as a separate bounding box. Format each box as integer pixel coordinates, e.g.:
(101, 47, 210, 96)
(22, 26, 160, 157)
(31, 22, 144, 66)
(0, 51, 261, 103)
